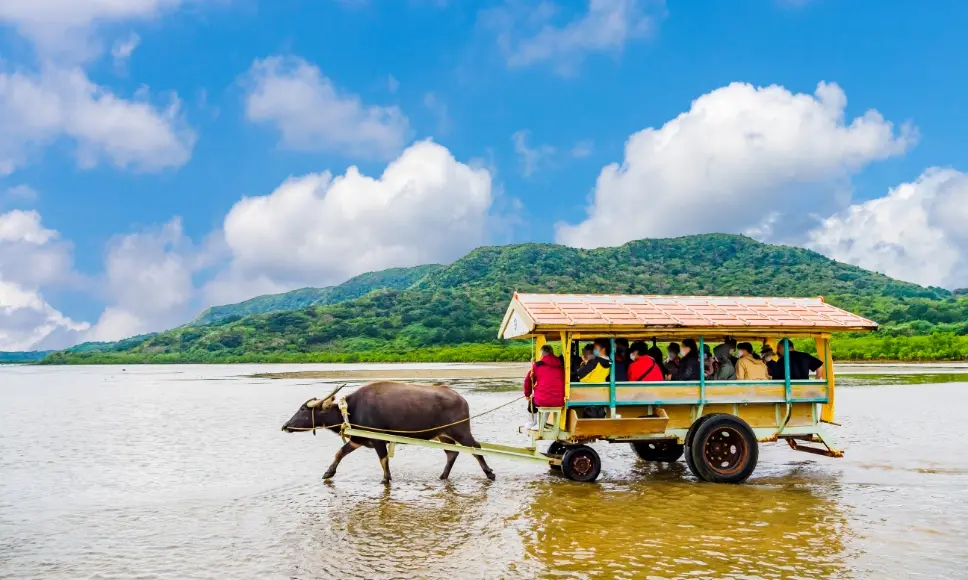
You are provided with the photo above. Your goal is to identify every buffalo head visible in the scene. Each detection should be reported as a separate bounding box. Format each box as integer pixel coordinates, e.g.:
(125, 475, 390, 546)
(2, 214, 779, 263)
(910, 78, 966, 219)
(281, 384, 346, 433)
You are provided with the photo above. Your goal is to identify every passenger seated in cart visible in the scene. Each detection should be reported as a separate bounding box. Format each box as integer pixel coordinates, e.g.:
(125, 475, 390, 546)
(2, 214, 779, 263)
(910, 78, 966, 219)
(613, 338, 630, 381)
(673, 338, 701, 381)
(627, 341, 664, 381)
(522, 344, 565, 429)
(664, 342, 681, 376)
(774, 342, 824, 380)
(572, 340, 611, 383)
(760, 345, 778, 378)
(647, 343, 669, 378)
(735, 342, 770, 380)
(711, 343, 737, 380)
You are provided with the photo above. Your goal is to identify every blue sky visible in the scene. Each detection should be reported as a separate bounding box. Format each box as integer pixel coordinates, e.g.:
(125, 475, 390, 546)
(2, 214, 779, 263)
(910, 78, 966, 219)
(1, 0, 967, 350)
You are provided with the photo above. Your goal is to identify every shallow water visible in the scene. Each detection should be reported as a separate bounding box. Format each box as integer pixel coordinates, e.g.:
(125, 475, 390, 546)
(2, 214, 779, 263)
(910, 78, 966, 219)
(1, 364, 966, 579)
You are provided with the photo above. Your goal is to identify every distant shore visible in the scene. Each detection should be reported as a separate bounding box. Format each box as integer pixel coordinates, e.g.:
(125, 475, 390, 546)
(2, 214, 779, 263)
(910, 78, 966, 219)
(250, 363, 530, 380)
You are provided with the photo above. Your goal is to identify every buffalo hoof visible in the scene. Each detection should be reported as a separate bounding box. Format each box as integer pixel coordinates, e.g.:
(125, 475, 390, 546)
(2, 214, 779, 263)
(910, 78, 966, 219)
(485, 471, 496, 481)
(322, 470, 335, 480)
(439, 473, 450, 480)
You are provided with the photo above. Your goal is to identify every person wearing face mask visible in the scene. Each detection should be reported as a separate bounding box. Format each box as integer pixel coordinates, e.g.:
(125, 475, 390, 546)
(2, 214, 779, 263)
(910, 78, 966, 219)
(627, 341, 664, 382)
(673, 338, 702, 381)
(735, 342, 770, 380)
(572, 340, 611, 383)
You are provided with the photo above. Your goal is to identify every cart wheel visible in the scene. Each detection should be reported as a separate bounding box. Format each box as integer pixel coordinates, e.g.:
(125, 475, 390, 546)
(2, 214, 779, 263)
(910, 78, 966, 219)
(684, 414, 714, 477)
(561, 445, 601, 483)
(547, 441, 566, 471)
(687, 414, 758, 484)
(630, 440, 684, 462)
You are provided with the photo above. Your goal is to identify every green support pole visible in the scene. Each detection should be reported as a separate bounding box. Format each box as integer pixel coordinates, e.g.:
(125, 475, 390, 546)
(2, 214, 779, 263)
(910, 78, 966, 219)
(783, 337, 792, 404)
(609, 337, 617, 417)
(698, 336, 706, 405)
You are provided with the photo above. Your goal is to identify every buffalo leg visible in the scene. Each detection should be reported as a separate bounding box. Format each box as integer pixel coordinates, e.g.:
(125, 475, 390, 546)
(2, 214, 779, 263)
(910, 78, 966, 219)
(440, 450, 459, 480)
(450, 428, 495, 481)
(373, 441, 391, 484)
(322, 441, 360, 480)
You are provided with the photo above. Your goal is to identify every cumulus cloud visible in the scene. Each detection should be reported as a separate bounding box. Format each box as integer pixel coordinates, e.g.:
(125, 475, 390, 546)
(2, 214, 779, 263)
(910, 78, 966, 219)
(0, 209, 86, 350)
(0, 66, 195, 175)
(0, 209, 74, 287)
(808, 168, 968, 289)
(0, 0, 187, 60)
(210, 139, 493, 302)
(84, 218, 200, 342)
(486, 0, 660, 75)
(556, 81, 915, 248)
(244, 56, 410, 159)
(0, 278, 88, 350)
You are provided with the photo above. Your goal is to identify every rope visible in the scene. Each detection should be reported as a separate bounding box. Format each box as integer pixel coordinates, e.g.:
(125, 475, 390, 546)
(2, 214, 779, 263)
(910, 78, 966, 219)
(287, 394, 526, 435)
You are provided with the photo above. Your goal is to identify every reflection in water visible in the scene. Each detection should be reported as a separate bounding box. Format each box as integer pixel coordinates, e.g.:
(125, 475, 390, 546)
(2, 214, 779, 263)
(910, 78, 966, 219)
(518, 468, 849, 579)
(2, 365, 967, 579)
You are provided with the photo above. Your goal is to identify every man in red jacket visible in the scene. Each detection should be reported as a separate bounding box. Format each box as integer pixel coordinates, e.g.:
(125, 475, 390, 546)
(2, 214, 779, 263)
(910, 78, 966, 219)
(523, 345, 565, 428)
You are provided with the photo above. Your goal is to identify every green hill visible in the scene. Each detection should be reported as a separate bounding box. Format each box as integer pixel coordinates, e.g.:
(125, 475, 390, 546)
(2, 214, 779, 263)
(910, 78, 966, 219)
(192, 264, 442, 325)
(0, 351, 52, 363)
(41, 234, 968, 364)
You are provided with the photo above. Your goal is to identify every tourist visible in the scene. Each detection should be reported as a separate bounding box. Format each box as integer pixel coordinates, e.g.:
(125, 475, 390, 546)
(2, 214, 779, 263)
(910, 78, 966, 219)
(735, 342, 770, 380)
(712, 343, 737, 380)
(774, 342, 824, 380)
(673, 339, 701, 381)
(627, 341, 664, 381)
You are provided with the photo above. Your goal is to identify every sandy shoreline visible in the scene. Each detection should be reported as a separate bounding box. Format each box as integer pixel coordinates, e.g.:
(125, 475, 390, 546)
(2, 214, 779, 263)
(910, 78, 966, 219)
(251, 363, 531, 380)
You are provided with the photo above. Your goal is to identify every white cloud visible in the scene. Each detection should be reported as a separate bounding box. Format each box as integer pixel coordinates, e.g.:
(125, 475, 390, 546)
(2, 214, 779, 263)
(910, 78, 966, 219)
(556, 81, 915, 248)
(0, 278, 88, 350)
(387, 74, 399, 94)
(512, 130, 555, 177)
(808, 168, 968, 289)
(0, 208, 86, 350)
(84, 218, 199, 342)
(0, 66, 195, 175)
(0, 209, 74, 287)
(0, 0, 187, 61)
(487, 0, 660, 75)
(111, 32, 141, 68)
(213, 139, 493, 299)
(244, 56, 410, 159)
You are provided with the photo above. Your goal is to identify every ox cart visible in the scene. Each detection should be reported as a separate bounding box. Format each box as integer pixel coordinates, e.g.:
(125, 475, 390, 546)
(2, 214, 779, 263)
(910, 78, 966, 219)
(338, 293, 878, 483)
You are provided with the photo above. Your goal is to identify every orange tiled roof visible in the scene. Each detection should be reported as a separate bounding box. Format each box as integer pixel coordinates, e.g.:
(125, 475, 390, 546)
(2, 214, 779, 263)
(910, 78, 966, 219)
(502, 293, 877, 336)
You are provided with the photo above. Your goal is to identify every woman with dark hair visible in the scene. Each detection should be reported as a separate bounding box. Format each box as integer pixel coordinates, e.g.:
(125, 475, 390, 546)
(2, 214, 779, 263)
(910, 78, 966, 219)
(674, 338, 702, 381)
(647, 345, 669, 379)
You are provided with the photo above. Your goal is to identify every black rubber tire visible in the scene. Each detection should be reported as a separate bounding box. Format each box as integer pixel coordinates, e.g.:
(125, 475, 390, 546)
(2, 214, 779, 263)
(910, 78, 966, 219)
(630, 440, 684, 462)
(684, 414, 713, 477)
(561, 445, 602, 483)
(687, 414, 758, 484)
(547, 441, 566, 471)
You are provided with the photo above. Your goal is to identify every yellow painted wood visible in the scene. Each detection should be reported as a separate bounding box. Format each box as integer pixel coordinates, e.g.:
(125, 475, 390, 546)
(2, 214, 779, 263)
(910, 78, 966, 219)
(566, 413, 670, 438)
(820, 337, 836, 423)
(534, 334, 546, 358)
(568, 383, 827, 405)
(561, 331, 571, 429)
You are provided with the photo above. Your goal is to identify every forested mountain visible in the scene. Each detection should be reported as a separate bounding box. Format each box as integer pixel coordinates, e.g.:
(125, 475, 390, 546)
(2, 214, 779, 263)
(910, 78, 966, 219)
(192, 264, 442, 325)
(42, 234, 968, 364)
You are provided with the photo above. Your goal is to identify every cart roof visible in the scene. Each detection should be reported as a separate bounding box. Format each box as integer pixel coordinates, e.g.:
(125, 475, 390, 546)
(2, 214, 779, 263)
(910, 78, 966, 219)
(499, 293, 878, 339)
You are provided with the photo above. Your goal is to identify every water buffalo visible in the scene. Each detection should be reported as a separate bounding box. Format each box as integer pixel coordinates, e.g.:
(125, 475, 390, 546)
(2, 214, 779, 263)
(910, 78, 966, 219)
(281, 381, 495, 484)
